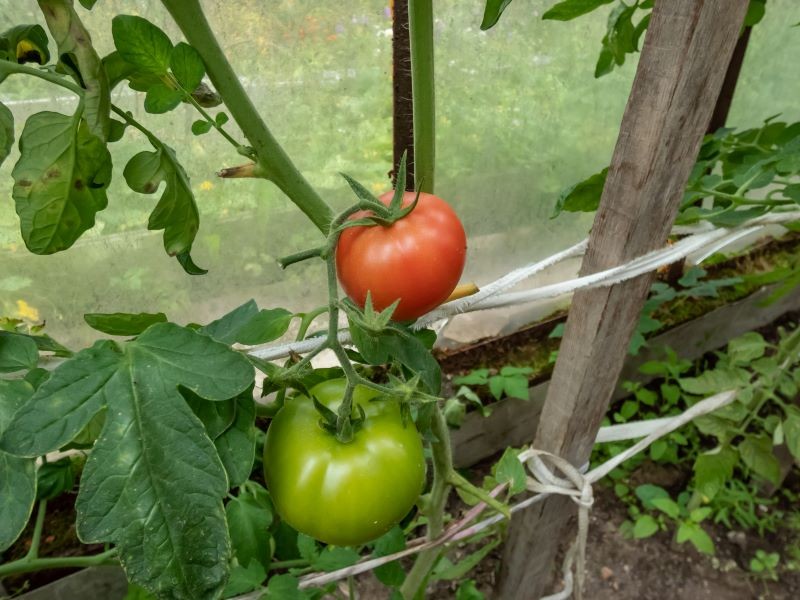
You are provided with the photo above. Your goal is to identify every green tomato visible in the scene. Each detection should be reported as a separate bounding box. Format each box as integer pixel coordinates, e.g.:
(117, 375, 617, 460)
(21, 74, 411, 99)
(263, 379, 426, 546)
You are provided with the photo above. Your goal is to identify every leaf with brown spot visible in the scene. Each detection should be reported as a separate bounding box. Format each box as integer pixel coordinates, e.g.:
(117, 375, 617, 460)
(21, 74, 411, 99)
(12, 111, 111, 254)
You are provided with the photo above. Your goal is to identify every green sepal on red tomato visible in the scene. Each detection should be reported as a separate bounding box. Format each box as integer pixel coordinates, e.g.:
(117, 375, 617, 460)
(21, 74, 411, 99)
(263, 379, 427, 546)
(336, 190, 467, 322)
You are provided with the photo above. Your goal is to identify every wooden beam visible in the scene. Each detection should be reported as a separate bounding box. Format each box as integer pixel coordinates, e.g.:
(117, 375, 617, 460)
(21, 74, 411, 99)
(392, 0, 415, 190)
(496, 1, 750, 597)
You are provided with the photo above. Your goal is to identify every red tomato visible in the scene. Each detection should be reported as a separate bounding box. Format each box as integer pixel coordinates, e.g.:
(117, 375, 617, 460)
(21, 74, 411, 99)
(336, 191, 467, 321)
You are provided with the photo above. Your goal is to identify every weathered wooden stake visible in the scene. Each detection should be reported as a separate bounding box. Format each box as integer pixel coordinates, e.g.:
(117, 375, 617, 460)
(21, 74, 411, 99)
(496, 1, 750, 597)
(392, 0, 415, 190)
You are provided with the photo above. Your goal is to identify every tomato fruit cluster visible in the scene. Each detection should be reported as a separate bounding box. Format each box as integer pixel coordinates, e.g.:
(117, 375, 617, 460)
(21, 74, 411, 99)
(336, 191, 467, 321)
(263, 379, 427, 546)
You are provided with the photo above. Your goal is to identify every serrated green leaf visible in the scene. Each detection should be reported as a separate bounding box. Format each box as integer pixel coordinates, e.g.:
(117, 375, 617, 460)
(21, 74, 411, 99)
(200, 300, 259, 345)
(236, 309, 293, 346)
(383, 329, 441, 393)
(123, 144, 200, 264)
(727, 332, 767, 365)
(494, 447, 526, 494)
(222, 560, 266, 597)
(632, 514, 658, 538)
(784, 408, 800, 461)
(678, 367, 750, 395)
(551, 167, 607, 217)
(313, 546, 360, 571)
(456, 580, 485, 600)
(84, 312, 167, 336)
(215, 391, 257, 487)
(40, 0, 110, 141)
(226, 484, 273, 570)
(0, 331, 39, 373)
(12, 111, 111, 254)
(542, 0, 615, 21)
(692, 446, 737, 501)
(264, 574, 305, 600)
(444, 396, 467, 428)
(112, 15, 173, 75)
(183, 388, 236, 439)
(480, 0, 515, 30)
(432, 539, 500, 581)
(373, 526, 406, 587)
(0, 324, 253, 599)
(0, 379, 37, 551)
(144, 83, 183, 114)
(0, 101, 13, 168)
(170, 42, 204, 91)
(739, 435, 781, 485)
(36, 456, 75, 500)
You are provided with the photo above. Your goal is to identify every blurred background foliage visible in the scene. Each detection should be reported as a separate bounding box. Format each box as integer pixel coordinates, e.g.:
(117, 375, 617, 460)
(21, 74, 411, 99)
(1, 0, 799, 346)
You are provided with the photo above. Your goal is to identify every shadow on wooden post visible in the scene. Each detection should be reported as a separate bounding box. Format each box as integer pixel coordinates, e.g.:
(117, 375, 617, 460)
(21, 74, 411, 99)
(496, 1, 750, 598)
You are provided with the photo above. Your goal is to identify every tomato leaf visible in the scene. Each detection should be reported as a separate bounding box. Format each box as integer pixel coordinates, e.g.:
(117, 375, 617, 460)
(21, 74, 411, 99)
(551, 167, 607, 217)
(183, 387, 236, 439)
(432, 539, 500, 581)
(40, 0, 111, 141)
(123, 144, 203, 273)
(542, 0, 615, 22)
(144, 83, 183, 113)
(373, 526, 406, 587)
(214, 391, 257, 487)
(111, 15, 173, 75)
(493, 447, 526, 494)
(12, 111, 112, 254)
(0, 24, 50, 65)
(200, 300, 260, 344)
(36, 456, 75, 500)
(226, 483, 273, 571)
(0, 323, 254, 599)
(170, 42, 205, 92)
(692, 446, 738, 501)
(0, 101, 13, 168)
(0, 331, 39, 373)
(739, 435, 781, 485)
(784, 407, 800, 461)
(0, 379, 37, 551)
(83, 311, 167, 336)
(480, 0, 515, 30)
(235, 308, 293, 346)
(222, 560, 266, 597)
(264, 574, 306, 600)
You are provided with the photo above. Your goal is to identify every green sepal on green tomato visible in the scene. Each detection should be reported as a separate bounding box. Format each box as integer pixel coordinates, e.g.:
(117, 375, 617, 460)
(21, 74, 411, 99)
(336, 191, 467, 322)
(263, 379, 426, 546)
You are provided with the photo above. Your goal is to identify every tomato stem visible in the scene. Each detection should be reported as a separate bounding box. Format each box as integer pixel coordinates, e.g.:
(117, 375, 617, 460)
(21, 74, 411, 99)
(409, 0, 435, 193)
(161, 0, 334, 234)
(277, 246, 326, 269)
(0, 549, 118, 579)
(400, 407, 453, 599)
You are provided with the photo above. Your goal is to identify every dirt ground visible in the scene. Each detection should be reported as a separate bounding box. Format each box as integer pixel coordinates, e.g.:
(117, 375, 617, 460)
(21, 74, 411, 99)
(409, 481, 800, 600)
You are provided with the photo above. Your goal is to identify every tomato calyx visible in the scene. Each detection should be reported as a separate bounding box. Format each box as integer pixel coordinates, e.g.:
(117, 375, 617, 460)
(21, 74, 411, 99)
(341, 293, 400, 332)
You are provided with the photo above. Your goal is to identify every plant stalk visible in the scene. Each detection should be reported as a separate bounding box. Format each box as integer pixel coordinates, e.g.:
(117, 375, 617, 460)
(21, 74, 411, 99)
(0, 549, 118, 578)
(400, 406, 452, 599)
(160, 0, 334, 234)
(408, 0, 435, 193)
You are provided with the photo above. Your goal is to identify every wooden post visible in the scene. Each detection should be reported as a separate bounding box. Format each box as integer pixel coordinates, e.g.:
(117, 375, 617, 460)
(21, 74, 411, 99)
(392, 0, 415, 190)
(496, 1, 750, 598)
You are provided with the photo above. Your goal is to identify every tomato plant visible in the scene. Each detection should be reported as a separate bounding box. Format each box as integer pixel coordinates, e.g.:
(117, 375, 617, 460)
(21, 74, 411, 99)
(336, 191, 467, 321)
(263, 379, 426, 546)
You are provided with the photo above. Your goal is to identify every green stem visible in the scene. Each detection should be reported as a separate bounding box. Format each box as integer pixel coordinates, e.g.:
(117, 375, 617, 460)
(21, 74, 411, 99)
(401, 406, 452, 600)
(0, 59, 83, 94)
(409, 0, 435, 193)
(184, 84, 249, 155)
(278, 246, 325, 269)
(296, 306, 329, 341)
(0, 549, 118, 578)
(160, 0, 333, 234)
(448, 471, 509, 519)
(110, 104, 161, 147)
(25, 499, 47, 560)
